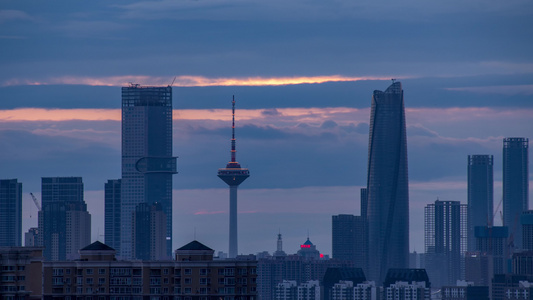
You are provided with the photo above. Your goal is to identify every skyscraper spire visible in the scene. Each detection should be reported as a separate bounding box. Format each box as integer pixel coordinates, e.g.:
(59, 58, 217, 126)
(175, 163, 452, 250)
(218, 96, 250, 258)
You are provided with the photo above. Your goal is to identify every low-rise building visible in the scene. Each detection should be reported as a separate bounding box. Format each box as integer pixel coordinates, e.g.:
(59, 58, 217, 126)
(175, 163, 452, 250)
(0, 247, 43, 299)
(41, 240, 257, 300)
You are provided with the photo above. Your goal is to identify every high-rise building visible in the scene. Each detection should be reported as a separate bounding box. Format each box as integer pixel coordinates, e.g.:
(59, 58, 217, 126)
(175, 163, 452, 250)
(503, 137, 529, 250)
(521, 210, 533, 250)
(424, 200, 467, 288)
(0, 179, 22, 246)
(475, 226, 508, 275)
(104, 179, 121, 253)
(121, 84, 177, 259)
(38, 177, 91, 260)
(467, 155, 494, 251)
(218, 97, 250, 258)
(332, 214, 367, 272)
(366, 81, 409, 282)
(132, 202, 167, 260)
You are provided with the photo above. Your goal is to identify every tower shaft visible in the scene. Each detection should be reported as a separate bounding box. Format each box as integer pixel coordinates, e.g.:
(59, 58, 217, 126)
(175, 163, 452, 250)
(229, 185, 238, 258)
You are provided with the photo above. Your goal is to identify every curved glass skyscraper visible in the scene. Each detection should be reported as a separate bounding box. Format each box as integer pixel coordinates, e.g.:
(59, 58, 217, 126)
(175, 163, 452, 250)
(366, 81, 409, 282)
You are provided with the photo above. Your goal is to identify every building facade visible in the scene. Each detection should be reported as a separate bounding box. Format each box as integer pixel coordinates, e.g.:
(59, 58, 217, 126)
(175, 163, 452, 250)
(475, 226, 509, 275)
(424, 200, 467, 288)
(121, 84, 177, 260)
(104, 179, 121, 253)
(467, 155, 494, 252)
(41, 240, 257, 300)
(332, 214, 367, 272)
(0, 247, 43, 299)
(0, 179, 22, 247)
(132, 202, 167, 260)
(366, 81, 409, 282)
(38, 177, 91, 260)
(503, 137, 529, 250)
(522, 211, 533, 251)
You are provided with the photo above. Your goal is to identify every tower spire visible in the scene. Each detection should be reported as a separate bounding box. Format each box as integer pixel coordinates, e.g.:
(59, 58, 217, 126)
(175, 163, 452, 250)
(231, 95, 236, 163)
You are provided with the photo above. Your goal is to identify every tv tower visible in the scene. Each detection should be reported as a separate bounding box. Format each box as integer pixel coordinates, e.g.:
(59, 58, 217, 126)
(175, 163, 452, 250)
(218, 96, 250, 258)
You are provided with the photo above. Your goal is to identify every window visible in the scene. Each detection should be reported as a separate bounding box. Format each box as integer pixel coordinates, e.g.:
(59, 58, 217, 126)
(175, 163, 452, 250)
(99, 278, 106, 285)
(184, 269, 191, 275)
(184, 278, 191, 284)
(163, 269, 169, 275)
(200, 278, 207, 285)
(52, 277, 63, 285)
(53, 268, 64, 276)
(224, 268, 235, 276)
(163, 278, 169, 284)
(239, 269, 247, 275)
(86, 287, 93, 294)
(86, 269, 93, 275)
(98, 269, 106, 275)
(86, 278, 93, 285)
(200, 269, 207, 275)
(184, 288, 191, 294)
(66, 269, 71, 275)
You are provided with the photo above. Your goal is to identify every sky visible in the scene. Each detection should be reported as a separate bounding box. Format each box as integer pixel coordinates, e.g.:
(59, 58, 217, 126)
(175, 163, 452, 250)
(0, 0, 532, 256)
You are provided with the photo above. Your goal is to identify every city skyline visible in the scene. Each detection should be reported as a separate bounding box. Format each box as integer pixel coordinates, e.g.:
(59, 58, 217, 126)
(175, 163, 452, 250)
(0, 0, 532, 256)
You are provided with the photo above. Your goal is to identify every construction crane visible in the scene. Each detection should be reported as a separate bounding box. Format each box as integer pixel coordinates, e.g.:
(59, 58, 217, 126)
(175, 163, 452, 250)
(29, 193, 41, 211)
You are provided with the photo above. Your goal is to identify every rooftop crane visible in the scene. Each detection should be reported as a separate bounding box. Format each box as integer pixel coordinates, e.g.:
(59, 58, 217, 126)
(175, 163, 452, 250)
(29, 192, 41, 211)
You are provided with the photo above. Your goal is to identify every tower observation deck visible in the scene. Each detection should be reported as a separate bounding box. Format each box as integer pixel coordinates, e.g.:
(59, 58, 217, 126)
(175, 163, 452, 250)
(218, 96, 250, 258)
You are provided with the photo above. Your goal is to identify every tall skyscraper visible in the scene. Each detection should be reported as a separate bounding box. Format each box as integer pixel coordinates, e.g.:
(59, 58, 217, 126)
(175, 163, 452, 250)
(104, 179, 121, 252)
(121, 84, 177, 259)
(218, 96, 250, 258)
(0, 179, 22, 246)
(503, 137, 529, 250)
(424, 200, 467, 288)
(366, 81, 409, 282)
(38, 177, 91, 260)
(467, 155, 494, 251)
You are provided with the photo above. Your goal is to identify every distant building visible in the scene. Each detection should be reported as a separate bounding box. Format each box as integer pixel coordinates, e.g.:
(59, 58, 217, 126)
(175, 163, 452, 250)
(41, 240, 257, 299)
(258, 236, 353, 300)
(38, 177, 91, 260)
(121, 84, 177, 259)
(330, 280, 378, 300)
(366, 81, 409, 282)
(475, 226, 509, 275)
(491, 274, 533, 300)
(522, 211, 533, 251)
(0, 247, 43, 299)
(383, 281, 430, 300)
(468, 155, 494, 252)
(0, 179, 22, 246)
(332, 214, 367, 272)
(465, 251, 493, 286)
(441, 281, 489, 300)
(512, 251, 533, 276)
(132, 202, 167, 260)
(275, 280, 319, 300)
(323, 268, 367, 300)
(503, 137, 529, 250)
(24, 227, 39, 247)
(273, 233, 287, 257)
(409, 252, 425, 269)
(104, 178, 121, 253)
(424, 200, 467, 288)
